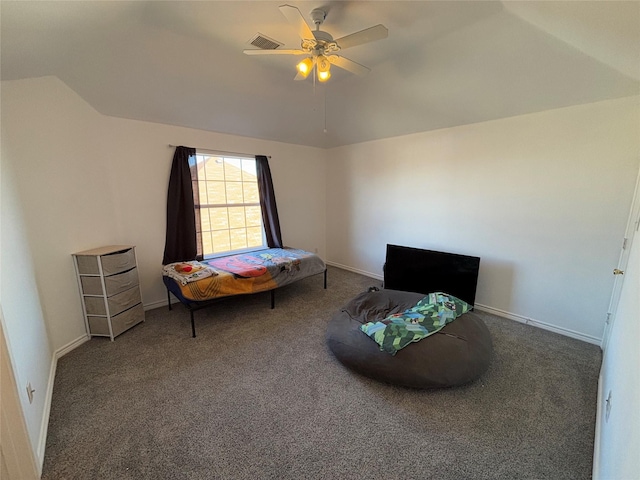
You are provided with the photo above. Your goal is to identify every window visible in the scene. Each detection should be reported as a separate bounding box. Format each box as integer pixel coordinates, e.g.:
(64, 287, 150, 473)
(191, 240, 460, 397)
(192, 153, 266, 257)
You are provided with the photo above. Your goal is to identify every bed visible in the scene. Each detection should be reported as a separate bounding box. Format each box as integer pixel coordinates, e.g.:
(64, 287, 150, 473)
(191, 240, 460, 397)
(163, 247, 327, 337)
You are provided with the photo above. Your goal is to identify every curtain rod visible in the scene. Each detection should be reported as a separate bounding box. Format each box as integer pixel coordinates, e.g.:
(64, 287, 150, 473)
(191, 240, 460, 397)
(168, 144, 270, 159)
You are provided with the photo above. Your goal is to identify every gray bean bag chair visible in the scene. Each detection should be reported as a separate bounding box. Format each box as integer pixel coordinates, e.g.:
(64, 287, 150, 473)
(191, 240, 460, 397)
(326, 289, 492, 388)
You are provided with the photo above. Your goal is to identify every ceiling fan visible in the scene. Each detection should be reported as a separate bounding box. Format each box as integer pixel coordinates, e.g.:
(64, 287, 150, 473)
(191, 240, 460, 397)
(243, 4, 388, 82)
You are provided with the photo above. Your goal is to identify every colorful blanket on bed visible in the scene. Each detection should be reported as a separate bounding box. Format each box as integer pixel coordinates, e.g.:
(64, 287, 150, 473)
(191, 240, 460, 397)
(360, 292, 470, 355)
(163, 248, 325, 302)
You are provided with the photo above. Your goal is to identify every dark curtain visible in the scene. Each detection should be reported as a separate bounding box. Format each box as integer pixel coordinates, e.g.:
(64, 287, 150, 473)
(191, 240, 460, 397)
(162, 146, 198, 264)
(255, 155, 283, 248)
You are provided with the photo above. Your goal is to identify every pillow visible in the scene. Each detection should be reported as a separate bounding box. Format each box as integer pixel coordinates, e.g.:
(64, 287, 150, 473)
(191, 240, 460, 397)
(162, 261, 218, 286)
(341, 289, 425, 324)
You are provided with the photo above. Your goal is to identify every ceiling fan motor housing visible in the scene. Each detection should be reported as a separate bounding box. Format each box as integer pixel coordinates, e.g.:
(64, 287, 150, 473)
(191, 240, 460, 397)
(313, 30, 334, 43)
(310, 8, 326, 26)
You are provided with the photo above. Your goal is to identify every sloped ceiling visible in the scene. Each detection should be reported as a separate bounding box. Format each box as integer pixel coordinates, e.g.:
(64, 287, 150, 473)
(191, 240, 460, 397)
(1, 1, 638, 148)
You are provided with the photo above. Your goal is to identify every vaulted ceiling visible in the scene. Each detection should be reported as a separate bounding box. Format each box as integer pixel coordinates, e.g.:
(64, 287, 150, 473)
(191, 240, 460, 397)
(2, 1, 638, 148)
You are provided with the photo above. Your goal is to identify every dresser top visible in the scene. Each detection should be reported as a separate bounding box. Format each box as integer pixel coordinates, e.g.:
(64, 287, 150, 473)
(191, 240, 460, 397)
(72, 245, 134, 256)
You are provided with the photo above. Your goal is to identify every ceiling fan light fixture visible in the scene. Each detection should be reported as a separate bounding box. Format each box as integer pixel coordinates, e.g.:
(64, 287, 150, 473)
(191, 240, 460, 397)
(316, 54, 331, 82)
(317, 55, 330, 72)
(296, 57, 314, 77)
(317, 68, 331, 82)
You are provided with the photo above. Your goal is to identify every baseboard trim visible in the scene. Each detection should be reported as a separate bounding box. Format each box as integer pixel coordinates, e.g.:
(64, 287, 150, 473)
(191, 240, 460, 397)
(36, 355, 56, 468)
(325, 261, 383, 281)
(37, 334, 90, 467)
(475, 303, 601, 346)
(144, 299, 170, 310)
(592, 371, 604, 479)
(55, 333, 90, 359)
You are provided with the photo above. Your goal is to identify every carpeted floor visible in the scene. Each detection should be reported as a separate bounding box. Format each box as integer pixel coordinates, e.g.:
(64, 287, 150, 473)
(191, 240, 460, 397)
(42, 266, 601, 479)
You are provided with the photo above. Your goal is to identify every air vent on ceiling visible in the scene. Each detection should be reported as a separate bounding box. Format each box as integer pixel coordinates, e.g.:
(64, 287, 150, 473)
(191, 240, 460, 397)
(248, 33, 283, 50)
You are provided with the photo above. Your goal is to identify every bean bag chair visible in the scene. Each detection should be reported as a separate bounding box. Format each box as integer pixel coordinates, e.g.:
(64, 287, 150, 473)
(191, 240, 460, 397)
(326, 289, 492, 388)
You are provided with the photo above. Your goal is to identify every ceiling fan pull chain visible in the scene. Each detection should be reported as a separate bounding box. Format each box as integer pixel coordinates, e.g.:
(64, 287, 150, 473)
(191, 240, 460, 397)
(324, 87, 328, 134)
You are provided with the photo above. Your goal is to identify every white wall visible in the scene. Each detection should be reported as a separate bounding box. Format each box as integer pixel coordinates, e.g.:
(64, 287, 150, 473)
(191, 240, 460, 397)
(0, 139, 53, 471)
(0, 76, 326, 463)
(2, 77, 120, 352)
(326, 96, 640, 342)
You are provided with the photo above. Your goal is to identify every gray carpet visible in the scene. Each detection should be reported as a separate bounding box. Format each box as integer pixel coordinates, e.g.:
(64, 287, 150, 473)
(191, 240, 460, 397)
(42, 266, 601, 479)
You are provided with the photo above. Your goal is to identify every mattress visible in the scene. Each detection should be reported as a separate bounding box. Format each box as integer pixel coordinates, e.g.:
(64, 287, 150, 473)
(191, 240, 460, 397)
(163, 247, 326, 302)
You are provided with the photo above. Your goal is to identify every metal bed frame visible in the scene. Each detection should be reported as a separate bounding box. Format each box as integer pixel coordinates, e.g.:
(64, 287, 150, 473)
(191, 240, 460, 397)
(165, 268, 327, 337)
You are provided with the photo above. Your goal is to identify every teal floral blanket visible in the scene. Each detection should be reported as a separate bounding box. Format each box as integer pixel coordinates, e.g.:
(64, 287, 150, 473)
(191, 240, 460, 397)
(360, 292, 470, 355)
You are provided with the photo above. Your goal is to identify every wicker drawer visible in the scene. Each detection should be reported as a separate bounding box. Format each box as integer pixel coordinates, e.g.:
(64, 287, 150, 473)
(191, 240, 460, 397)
(84, 286, 141, 316)
(80, 268, 139, 296)
(87, 304, 144, 337)
(100, 249, 137, 275)
(76, 248, 136, 275)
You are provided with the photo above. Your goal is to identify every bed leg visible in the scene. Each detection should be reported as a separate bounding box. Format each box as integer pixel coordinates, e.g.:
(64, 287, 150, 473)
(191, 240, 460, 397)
(270, 290, 275, 309)
(190, 309, 196, 338)
(167, 288, 172, 310)
(324, 269, 327, 289)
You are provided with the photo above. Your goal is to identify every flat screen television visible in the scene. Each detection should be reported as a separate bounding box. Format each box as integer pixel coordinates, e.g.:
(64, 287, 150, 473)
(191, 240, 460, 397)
(383, 244, 481, 306)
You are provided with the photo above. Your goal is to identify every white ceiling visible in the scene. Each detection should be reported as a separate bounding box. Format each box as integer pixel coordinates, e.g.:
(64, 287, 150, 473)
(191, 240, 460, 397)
(2, 1, 639, 148)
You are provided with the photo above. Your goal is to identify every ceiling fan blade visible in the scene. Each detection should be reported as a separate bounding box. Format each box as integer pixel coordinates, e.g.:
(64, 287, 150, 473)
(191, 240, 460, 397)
(334, 24, 388, 50)
(243, 49, 306, 55)
(328, 55, 370, 76)
(279, 4, 314, 40)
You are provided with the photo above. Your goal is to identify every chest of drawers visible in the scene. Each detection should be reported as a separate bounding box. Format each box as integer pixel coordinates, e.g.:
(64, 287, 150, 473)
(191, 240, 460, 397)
(72, 245, 145, 340)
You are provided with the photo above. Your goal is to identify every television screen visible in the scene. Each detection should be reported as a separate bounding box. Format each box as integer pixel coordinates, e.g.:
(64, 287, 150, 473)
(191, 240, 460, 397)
(383, 244, 480, 306)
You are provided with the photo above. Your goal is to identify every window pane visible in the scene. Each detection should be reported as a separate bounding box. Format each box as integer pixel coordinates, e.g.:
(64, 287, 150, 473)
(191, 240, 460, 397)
(200, 208, 211, 232)
(230, 228, 248, 250)
(224, 158, 242, 181)
(210, 207, 229, 230)
(201, 231, 213, 257)
(206, 181, 227, 205)
(243, 182, 259, 203)
(245, 206, 262, 227)
(241, 159, 257, 180)
(201, 155, 211, 180)
(247, 226, 263, 247)
(204, 156, 225, 181)
(212, 230, 231, 253)
(194, 156, 206, 180)
(198, 181, 208, 204)
(225, 181, 244, 204)
(228, 207, 246, 228)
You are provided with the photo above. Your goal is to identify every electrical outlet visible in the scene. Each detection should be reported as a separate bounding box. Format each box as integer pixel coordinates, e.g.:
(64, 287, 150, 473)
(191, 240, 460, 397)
(26, 383, 35, 404)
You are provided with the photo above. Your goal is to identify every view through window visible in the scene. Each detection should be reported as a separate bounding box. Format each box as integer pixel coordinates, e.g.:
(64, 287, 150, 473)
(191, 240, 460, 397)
(193, 153, 265, 257)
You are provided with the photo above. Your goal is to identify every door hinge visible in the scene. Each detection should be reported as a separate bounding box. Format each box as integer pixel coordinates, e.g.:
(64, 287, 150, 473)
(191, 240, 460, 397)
(622, 238, 628, 250)
(606, 312, 612, 324)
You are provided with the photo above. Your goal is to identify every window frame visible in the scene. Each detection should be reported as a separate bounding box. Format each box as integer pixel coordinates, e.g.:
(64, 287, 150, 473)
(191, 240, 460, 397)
(192, 152, 267, 259)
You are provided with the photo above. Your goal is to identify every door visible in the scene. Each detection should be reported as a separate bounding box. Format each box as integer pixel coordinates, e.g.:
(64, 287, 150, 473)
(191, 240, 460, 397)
(592, 204, 640, 479)
(601, 168, 640, 351)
